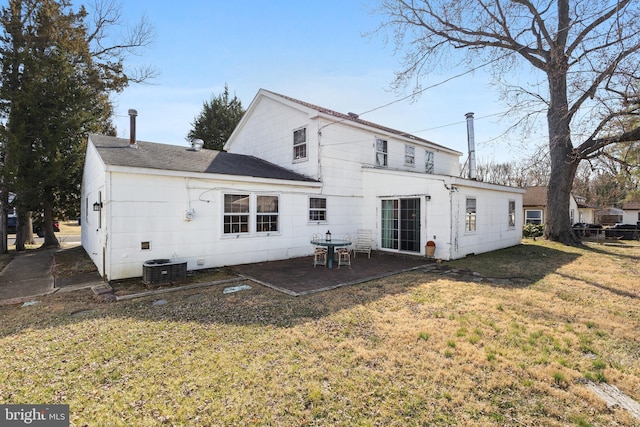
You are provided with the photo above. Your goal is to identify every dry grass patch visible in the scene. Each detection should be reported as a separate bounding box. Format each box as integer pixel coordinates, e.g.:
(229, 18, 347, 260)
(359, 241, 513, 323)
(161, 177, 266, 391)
(0, 240, 639, 426)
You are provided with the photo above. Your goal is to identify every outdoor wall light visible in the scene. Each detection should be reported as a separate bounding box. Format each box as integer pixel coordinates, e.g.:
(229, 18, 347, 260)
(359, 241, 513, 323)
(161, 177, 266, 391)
(93, 202, 103, 211)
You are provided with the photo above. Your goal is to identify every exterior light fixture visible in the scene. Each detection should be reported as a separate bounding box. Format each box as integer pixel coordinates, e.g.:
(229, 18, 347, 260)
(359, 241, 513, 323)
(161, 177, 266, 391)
(93, 202, 102, 211)
(326, 230, 331, 241)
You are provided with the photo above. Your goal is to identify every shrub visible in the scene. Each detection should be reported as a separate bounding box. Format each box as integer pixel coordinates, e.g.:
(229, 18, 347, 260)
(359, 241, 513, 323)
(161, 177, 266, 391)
(523, 223, 544, 239)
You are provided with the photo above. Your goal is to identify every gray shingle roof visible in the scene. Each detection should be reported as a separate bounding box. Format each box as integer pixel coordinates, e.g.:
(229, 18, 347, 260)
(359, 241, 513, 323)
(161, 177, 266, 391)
(89, 134, 317, 182)
(262, 89, 460, 154)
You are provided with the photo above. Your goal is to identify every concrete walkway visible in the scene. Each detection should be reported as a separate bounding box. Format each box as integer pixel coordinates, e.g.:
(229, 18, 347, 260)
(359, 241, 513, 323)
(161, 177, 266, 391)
(0, 247, 57, 305)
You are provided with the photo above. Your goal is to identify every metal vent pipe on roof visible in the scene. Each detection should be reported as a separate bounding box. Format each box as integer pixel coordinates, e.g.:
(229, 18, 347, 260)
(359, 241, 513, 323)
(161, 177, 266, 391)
(128, 109, 138, 147)
(465, 112, 477, 180)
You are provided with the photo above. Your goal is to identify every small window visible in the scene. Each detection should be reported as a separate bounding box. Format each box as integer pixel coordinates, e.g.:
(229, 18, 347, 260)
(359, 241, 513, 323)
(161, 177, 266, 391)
(293, 127, 307, 161)
(405, 145, 415, 166)
(141, 241, 151, 250)
(224, 194, 250, 234)
(257, 195, 278, 232)
(425, 150, 434, 174)
(375, 138, 387, 166)
(466, 197, 477, 232)
(508, 200, 516, 227)
(525, 209, 543, 224)
(309, 197, 327, 222)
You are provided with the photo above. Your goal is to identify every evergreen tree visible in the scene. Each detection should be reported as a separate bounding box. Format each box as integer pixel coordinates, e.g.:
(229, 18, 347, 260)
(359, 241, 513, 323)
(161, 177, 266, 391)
(187, 84, 245, 151)
(0, 0, 153, 250)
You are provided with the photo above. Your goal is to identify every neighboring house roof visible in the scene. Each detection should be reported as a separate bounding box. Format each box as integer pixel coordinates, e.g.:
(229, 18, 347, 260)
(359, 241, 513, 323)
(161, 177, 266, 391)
(229, 89, 461, 155)
(523, 186, 597, 209)
(523, 186, 547, 206)
(622, 201, 640, 210)
(89, 134, 317, 182)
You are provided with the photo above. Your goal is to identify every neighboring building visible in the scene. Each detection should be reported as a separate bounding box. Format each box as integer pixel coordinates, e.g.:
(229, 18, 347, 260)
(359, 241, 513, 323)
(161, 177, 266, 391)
(522, 186, 595, 226)
(595, 207, 624, 226)
(574, 195, 598, 224)
(621, 201, 640, 225)
(82, 89, 524, 281)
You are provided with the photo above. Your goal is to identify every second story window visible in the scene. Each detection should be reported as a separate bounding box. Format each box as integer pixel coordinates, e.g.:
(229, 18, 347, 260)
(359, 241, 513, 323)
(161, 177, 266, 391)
(425, 150, 434, 174)
(293, 127, 307, 161)
(405, 145, 415, 166)
(376, 138, 387, 166)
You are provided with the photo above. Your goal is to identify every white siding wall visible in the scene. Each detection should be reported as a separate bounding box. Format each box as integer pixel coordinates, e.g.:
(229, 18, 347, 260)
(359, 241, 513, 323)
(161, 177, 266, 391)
(80, 141, 107, 276)
(226, 97, 319, 179)
(622, 209, 639, 225)
(361, 168, 454, 259)
(104, 171, 323, 280)
(451, 185, 523, 259)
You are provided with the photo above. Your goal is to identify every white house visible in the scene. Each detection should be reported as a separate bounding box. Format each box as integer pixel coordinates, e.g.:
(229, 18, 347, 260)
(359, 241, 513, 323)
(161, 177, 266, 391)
(621, 201, 640, 225)
(522, 186, 591, 225)
(82, 89, 524, 281)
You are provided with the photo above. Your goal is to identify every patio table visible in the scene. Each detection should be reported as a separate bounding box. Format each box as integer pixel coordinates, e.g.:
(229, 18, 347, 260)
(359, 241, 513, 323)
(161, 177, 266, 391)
(310, 239, 351, 269)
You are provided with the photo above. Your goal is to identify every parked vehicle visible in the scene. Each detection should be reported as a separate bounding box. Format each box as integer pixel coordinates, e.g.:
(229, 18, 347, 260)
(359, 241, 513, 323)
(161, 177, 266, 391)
(6, 216, 59, 236)
(572, 223, 602, 237)
(7, 216, 17, 234)
(604, 223, 639, 240)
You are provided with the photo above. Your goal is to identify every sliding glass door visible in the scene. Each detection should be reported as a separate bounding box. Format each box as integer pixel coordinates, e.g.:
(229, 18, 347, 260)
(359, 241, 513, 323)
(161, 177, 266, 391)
(381, 198, 421, 252)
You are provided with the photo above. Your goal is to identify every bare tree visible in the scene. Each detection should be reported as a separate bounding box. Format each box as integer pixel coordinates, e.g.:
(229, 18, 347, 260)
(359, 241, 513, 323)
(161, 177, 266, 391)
(376, 0, 640, 244)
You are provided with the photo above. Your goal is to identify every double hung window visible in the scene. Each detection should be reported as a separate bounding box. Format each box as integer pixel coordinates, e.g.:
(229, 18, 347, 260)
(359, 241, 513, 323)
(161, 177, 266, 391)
(425, 150, 434, 174)
(309, 197, 327, 222)
(375, 138, 388, 166)
(293, 127, 307, 161)
(466, 197, 477, 232)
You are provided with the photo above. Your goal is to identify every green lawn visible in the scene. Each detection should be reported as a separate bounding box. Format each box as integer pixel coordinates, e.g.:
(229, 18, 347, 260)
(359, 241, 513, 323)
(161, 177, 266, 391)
(0, 239, 639, 426)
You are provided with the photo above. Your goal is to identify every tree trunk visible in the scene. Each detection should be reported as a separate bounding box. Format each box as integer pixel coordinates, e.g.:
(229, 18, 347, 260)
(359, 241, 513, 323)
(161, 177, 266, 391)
(545, 59, 581, 245)
(42, 197, 59, 248)
(15, 210, 28, 251)
(0, 189, 7, 254)
(25, 213, 35, 245)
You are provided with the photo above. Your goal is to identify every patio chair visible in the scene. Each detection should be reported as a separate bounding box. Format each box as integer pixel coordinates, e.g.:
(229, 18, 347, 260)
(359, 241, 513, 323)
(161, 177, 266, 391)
(353, 229, 372, 258)
(313, 247, 327, 268)
(312, 233, 327, 267)
(337, 246, 351, 268)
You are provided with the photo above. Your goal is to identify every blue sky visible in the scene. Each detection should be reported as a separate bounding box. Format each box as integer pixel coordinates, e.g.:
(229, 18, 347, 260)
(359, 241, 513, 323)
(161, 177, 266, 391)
(110, 0, 536, 163)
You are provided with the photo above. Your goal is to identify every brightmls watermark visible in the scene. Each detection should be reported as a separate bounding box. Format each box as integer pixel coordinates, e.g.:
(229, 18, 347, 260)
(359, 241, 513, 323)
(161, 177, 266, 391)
(0, 405, 69, 426)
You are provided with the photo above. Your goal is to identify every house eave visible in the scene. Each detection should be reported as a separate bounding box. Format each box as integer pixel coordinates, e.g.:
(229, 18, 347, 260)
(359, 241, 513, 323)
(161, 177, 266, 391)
(104, 164, 323, 188)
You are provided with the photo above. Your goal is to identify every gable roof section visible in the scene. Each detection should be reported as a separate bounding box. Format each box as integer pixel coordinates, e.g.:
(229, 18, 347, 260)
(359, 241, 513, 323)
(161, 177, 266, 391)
(89, 134, 317, 182)
(227, 89, 461, 155)
(523, 186, 547, 206)
(622, 201, 640, 210)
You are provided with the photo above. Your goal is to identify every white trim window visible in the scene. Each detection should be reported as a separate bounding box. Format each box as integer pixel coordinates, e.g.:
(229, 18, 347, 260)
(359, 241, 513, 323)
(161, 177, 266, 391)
(375, 138, 387, 167)
(508, 200, 516, 227)
(525, 209, 543, 224)
(224, 194, 250, 234)
(309, 197, 327, 222)
(405, 145, 415, 167)
(293, 127, 307, 161)
(425, 150, 434, 174)
(466, 197, 477, 232)
(256, 195, 279, 232)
